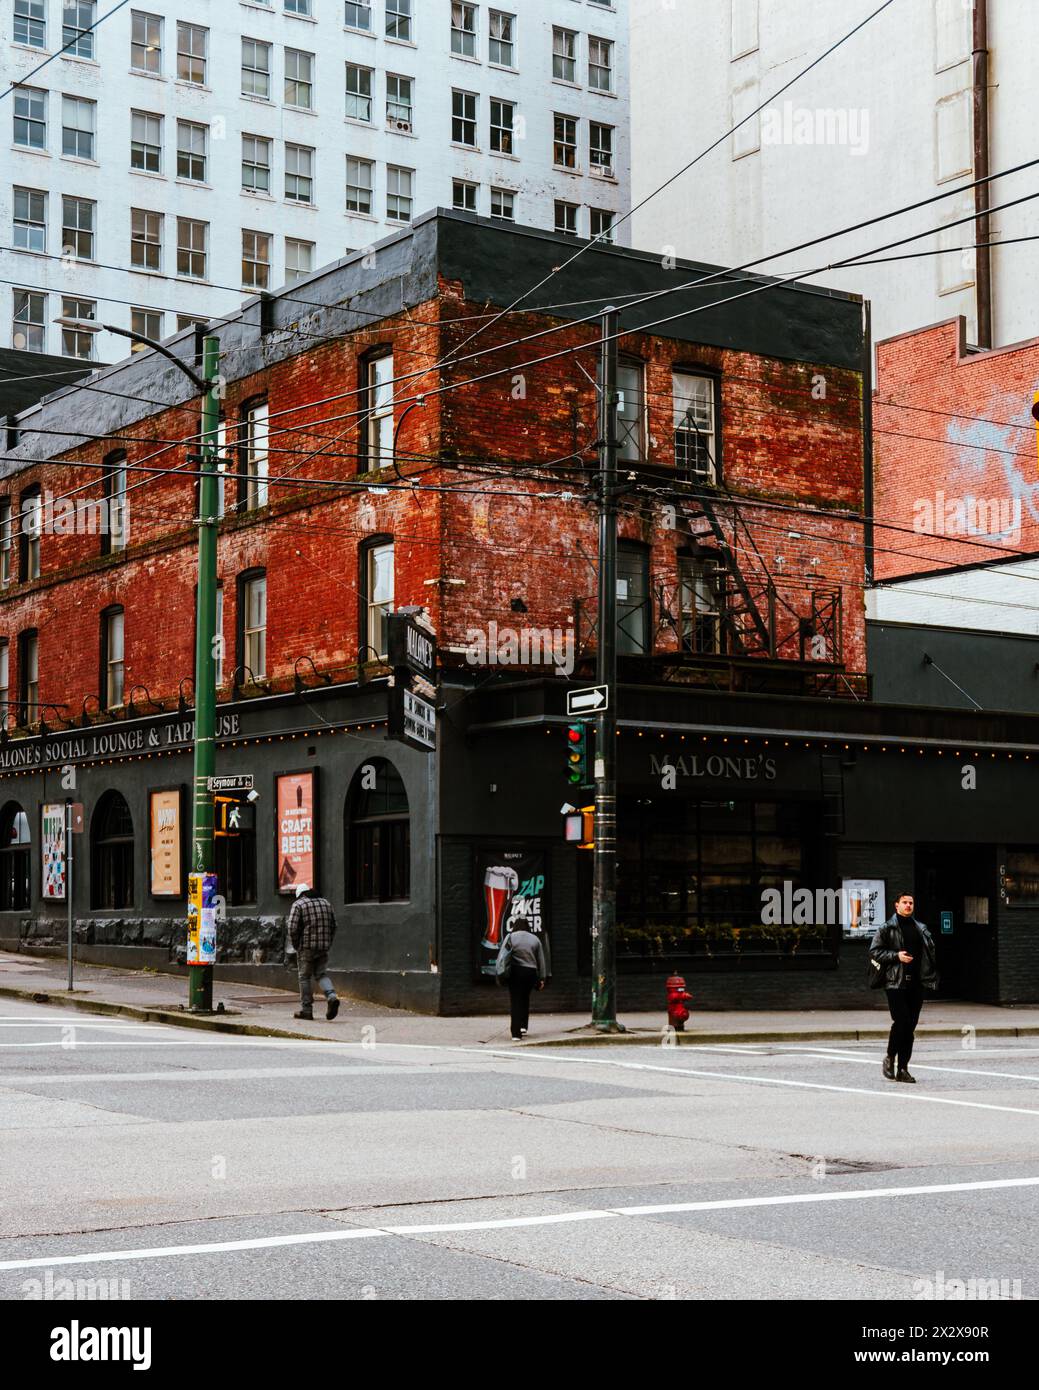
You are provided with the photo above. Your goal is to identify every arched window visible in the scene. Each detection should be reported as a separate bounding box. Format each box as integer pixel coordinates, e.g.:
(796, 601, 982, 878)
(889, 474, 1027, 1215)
(91, 790, 134, 909)
(345, 758, 409, 902)
(0, 801, 30, 910)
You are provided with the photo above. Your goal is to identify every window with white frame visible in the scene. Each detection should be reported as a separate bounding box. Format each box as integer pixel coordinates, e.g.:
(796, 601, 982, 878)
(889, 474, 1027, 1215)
(386, 0, 412, 42)
(285, 237, 314, 282)
(589, 207, 614, 243)
(13, 88, 46, 150)
(102, 608, 125, 709)
(242, 38, 272, 98)
(552, 28, 576, 82)
(386, 74, 413, 128)
(130, 11, 162, 74)
(130, 307, 162, 348)
(176, 121, 208, 181)
(673, 372, 717, 480)
(240, 572, 267, 678)
(364, 541, 394, 659)
(452, 90, 477, 146)
(20, 490, 42, 580)
(285, 0, 311, 13)
(554, 200, 578, 237)
(346, 156, 374, 214)
(241, 230, 271, 290)
(285, 48, 314, 108)
(13, 290, 46, 352)
(490, 187, 514, 221)
(130, 110, 162, 172)
(14, 0, 46, 48)
(453, 179, 477, 212)
(243, 401, 270, 510)
(63, 2, 97, 58)
(553, 113, 577, 169)
(176, 217, 208, 279)
(285, 143, 314, 202)
(13, 189, 46, 253)
(346, 63, 372, 121)
(242, 135, 271, 193)
(588, 36, 613, 92)
(131, 208, 162, 270)
(62, 95, 95, 160)
(679, 555, 722, 654)
(20, 630, 39, 722)
(62, 196, 95, 259)
(345, 1, 372, 31)
(490, 98, 514, 154)
(615, 359, 646, 463)
(489, 10, 514, 66)
(103, 451, 128, 551)
(590, 121, 614, 176)
(451, 3, 477, 57)
(0, 502, 11, 587)
(365, 354, 394, 467)
(386, 165, 413, 222)
(176, 21, 207, 84)
(61, 296, 97, 359)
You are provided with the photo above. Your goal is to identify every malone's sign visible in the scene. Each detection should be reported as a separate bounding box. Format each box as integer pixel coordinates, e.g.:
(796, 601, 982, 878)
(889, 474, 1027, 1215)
(0, 712, 242, 773)
(650, 752, 778, 782)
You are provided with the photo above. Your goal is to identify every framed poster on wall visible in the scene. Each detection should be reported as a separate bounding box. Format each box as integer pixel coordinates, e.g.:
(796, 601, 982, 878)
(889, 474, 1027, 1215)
(841, 878, 886, 937)
(473, 845, 551, 981)
(41, 802, 66, 901)
(276, 769, 317, 894)
(149, 787, 184, 898)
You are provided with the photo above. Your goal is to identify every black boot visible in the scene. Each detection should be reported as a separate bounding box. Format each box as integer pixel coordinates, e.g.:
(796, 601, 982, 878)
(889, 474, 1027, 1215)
(883, 1055, 895, 1080)
(896, 1068, 916, 1083)
(294, 1008, 313, 1020)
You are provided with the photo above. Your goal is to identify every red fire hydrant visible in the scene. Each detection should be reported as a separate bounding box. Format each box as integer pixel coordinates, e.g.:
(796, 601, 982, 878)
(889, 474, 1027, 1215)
(665, 974, 693, 1031)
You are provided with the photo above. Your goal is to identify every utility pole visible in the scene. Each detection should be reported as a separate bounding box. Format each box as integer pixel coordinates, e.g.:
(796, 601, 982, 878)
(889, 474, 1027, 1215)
(592, 308, 622, 1031)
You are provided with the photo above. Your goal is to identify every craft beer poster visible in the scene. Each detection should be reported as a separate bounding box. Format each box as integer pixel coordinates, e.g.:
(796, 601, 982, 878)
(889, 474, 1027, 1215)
(474, 846, 551, 980)
(149, 789, 182, 897)
(277, 771, 316, 894)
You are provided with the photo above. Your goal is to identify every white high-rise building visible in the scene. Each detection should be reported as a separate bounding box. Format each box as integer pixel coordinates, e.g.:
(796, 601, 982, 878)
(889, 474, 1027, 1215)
(2, 1, 629, 363)
(630, 0, 1039, 349)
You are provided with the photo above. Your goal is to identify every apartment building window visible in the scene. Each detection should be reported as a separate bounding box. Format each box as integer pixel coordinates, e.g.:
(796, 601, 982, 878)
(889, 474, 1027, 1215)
(490, 187, 514, 221)
(554, 200, 578, 237)
(62, 196, 95, 259)
(242, 401, 269, 510)
(130, 111, 162, 172)
(242, 39, 272, 99)
(176, 217, 208, 279)
(386, 0, 412, 42)
(19, 487, 41, 581)
(361, 539, 394, 659)
(452, 90, 477, 146)
(364, 352, 393, 468)
(13, 88, 46, 151)
(590, 121, 614, 176)
(101, 607, 125, 710)
(285, 144, 314, 202)
(285, 49, 314, 109)
(242, 135, 271, 193)
(553, 113, 577, 169)
(588, 37, 613, 92)
(61, 95, 95, 160)
(13, 189, 46, 253)
(63, 1, 96, 58)
(673, 372, 718, 480)
(553, 28, 577, 83)
(0, 502, 11, 586)
(346, 63, 372, 122)
(386, 166, 413, 222)
(176, 22, 208, 85)
(238, 570, 267, 679)
(344, 1, 372, 32)
(346, 757, 410, 903)
(617, 542, 650, 656)
(285, 0, 311, 14)
(13, 290, 45, 353)
(451, 4, 477, 57)
(680, 555, 722, 655)
(452, 180, 477, 212)
(589, 207, 614, 242)
(242, 230, 271, 290)
(177, 121, 208, 182)
(60, 296, 97, 358)
(489, 98, 514, 154)
(285, 238, 314, 282)
(102, 450, 128, 552)
(386, 74, 413, 129)
(346, 156, 373, 215)
(489, 10, 514, 67)
(131, 208, 162, 270)
(130, 307, 162, 349)
(90, 791, 134, 910)
(616, 359, 646, 463)
(131, 11, 162, 74)
(18, 629, 39, 725)
(14, 0, 46, 48)
(177, 314, 207, 333)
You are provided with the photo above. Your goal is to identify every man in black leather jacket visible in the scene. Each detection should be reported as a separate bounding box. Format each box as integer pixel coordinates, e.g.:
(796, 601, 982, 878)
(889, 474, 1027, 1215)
(869, 892, 938, 1084)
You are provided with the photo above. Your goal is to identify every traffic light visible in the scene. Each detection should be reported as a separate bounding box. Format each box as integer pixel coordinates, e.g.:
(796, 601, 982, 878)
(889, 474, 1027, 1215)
(566, 723, 588, 786)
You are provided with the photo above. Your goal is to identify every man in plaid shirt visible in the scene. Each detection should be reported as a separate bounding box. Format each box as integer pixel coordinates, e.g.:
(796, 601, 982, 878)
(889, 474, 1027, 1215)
(288, 884, 340, 1021)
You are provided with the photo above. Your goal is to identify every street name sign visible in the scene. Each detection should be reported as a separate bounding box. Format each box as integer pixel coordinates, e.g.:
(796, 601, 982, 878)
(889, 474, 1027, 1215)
(207, 775, 254, 793)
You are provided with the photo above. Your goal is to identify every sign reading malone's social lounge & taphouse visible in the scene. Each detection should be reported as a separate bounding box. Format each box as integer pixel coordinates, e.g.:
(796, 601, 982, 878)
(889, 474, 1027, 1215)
(0, 711, 243, 773)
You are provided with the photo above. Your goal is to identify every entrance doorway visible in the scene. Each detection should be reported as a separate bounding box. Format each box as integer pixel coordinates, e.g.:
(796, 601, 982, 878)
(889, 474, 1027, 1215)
(914, 844, 997, 1001)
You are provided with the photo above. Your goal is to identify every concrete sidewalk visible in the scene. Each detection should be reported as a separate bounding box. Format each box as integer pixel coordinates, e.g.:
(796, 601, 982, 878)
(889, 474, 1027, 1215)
(3, 949, 1039, 1047)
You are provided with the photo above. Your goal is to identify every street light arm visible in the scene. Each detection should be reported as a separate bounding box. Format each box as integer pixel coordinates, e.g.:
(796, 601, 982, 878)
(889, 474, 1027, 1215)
(101, 323, 209, 394)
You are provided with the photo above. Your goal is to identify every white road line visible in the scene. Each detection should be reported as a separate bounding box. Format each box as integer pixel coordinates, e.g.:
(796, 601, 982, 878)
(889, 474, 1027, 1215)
(2, 1175, 1038, 1273)
(780, 1047, 1039, 1084)
(0, 1065, 468, 1084)
(0, 1022, 170, 1030)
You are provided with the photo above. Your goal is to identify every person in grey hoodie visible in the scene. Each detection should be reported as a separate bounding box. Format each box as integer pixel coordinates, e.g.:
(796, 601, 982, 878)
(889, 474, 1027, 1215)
(498, 926, 548, 1039)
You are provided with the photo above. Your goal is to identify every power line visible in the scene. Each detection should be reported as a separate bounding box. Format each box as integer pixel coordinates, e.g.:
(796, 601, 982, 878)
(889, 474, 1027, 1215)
(0, 0, 132, 102)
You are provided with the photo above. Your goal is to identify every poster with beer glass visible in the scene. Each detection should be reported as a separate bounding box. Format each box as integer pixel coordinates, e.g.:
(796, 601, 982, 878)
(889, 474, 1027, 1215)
(475, 847, 551, 980)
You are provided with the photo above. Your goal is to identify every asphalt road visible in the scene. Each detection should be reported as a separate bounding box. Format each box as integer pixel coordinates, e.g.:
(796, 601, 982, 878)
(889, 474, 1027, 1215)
(1, 997, 1036, 1301)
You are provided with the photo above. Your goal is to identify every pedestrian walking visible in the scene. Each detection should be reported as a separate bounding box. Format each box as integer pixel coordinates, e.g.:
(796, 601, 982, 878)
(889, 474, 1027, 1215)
(288, 883, 340, 1021)
(869, 891, 938, 1083)
(496, 925, 548, 1039)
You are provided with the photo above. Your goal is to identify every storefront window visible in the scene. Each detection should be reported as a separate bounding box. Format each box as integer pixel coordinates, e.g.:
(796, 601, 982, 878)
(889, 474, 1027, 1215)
(0, 802, 30, 910)
(90, 790, 134, 909)
(346, 758, 409, 902)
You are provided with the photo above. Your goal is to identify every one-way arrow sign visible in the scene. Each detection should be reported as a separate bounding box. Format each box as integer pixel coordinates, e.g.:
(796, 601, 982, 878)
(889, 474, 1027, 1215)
(567, 684, 608, 716)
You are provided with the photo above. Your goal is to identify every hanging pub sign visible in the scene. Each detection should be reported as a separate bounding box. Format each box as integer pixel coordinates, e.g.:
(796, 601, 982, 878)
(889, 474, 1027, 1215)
(388, 682, 436, 752)
(387, 609, 437, 683)
(474, 846, 551, 982)
(149, 788, 184, 897)
(41, 803, 66, 901)
(276, 770, 317, 894)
